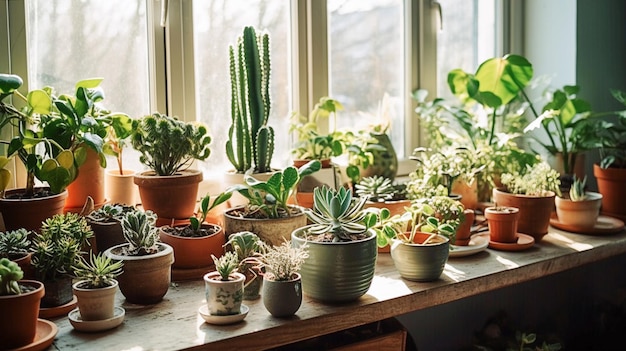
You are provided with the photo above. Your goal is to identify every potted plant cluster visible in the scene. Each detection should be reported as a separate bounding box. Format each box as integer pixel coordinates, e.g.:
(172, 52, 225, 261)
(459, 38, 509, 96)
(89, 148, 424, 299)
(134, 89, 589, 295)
(291, 186, 377, 302)
(224, 231, 263, 300)
(554, 176, 602, 230)
(31, 212, 93, 308)
(223, 160, 321, 246)
(243, 240, 309, 317)
(493, 162, 561, 242)
(0, 258, 46, 350)
(131, 112, 211, 225)
(86, 203, 137, 254)
(103, 209, 174, 304)
(201, 251, 247, 322)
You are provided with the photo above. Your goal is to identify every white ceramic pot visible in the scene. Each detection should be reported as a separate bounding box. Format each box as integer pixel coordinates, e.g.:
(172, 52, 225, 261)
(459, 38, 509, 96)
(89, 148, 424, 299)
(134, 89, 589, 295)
(203, 271, 245, 316)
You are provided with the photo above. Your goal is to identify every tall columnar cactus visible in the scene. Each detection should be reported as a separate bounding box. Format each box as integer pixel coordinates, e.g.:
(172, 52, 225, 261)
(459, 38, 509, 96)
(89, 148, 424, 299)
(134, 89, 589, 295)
(227, 26, 275, 174)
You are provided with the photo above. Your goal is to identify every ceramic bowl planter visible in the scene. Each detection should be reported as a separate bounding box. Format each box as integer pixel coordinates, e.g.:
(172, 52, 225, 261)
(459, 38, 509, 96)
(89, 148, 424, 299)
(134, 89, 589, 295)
(593, 164, 626, 221)
(72, 280, 118, 321)
(484, 206, 520, 243)
(291, 226, 377, 302)
(262, 273, 303, 317)
(203, 271, 245, 315)
(224, 206, 307, 246)
(0, 188, 67, 232)
(390, 232, 450, 282)
(492, 188, 555, 242)
(0, 280, 45, 349)
(555, 192, 603, 230)
(104, 243, 174, 304)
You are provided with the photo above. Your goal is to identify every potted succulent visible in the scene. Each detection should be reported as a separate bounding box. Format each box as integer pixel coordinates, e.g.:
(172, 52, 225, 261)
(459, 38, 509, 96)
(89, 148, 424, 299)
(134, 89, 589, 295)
(71, 251, 123, 322)
(102, 112, 136, 206)
(368, 197, 459, 282)
(159, 192, 232, 277)
(554, 176, 603, 230)
(0, 73, 73, 232)
(356, 175, 411, 216)
(243, 240, 309, 317)
(291, 186, 377, 302)
(224, 231, 263, 300)
(131, 112, 211, 225)
(0, 228, 34, 278)
(203, 251, 245, 316)
(0, 258, 46, 350)
(223, 160, 321, 246)
(31, 212, 93, 308)
(103, 209, 174, 304)
(493, 162, 561, 242)
(86, 203, 137, 254)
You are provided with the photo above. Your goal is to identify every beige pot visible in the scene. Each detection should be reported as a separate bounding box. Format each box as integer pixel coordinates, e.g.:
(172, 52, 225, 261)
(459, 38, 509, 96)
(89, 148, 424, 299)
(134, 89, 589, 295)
(72, 280, 118, 321)
(105, 169, 138, 206)
(203, 271, 245, 315)
(555, 192, 602, 230)
(224, 206, 307, 246)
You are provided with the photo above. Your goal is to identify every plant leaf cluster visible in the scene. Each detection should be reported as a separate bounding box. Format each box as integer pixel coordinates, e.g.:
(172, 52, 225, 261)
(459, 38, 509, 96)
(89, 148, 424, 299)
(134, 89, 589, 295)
(305, 186, 369, 242)
(500, 162, 561, 196)
(120, 209, 160, 255)
(73, 252, 123, 289)
(0, 228, 32, 258)
(0, 258, 23, 295)
(290, 97, 345, 161)
(211, 251, 239, 281)
(243, 240, 309, 282)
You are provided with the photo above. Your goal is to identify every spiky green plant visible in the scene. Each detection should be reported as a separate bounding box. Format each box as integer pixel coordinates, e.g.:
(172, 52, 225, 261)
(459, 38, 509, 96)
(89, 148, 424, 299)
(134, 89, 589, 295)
(211, 251, 239, 281)
(569, 175, 588, 201)
(73, 252, 123, 289)
(225, 231, 262, 262)
(0, 228, 32, 259)
(226, 26, 275, 174)
(120, 209, 159, 255)
(131, 112, 211, 176)
(0, 258, 23, 295)
(247, 240, 309, 281)
(87, 203, 135, 223)
(355, 176, 396, 202)
(305, 186, 369, 242)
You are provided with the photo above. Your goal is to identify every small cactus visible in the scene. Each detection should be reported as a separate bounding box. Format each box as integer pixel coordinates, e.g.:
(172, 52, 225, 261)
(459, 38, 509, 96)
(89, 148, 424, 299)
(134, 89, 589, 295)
(569, 175, 588, 201)
(121, 210, 159, 255)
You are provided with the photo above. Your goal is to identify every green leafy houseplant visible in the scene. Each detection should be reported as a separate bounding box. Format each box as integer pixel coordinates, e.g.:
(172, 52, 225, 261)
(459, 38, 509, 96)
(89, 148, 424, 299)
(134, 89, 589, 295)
(290, 97, 344, 161)
(0, 258, 23, 295)
(224, 231, 263, 298)
(500, 162, 562, 197)
(355, 175, 409, 203)
(593, 90, 626, 169)
(227, 26, 275, 174)
(87, 203, 136, 224)
(102, 112, 134, 175)
(0, 228, 32, 260)
(131, 112, 211, 176)
(72, 252, 123, 289)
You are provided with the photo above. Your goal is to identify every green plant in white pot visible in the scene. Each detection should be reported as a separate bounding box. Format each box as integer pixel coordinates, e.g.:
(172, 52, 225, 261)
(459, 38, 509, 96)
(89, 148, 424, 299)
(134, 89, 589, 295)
(202, 251, 246, 318)
(291, 186, 377, 302)
(554, 176, 603, 231)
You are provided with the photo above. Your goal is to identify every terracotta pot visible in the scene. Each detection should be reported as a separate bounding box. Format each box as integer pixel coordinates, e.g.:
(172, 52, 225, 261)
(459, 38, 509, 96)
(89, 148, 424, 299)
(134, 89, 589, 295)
(40, 274, 74, 308)
(88, 220, 126, 255)
(0, 188, 67, 232)
(104, 243, 174, 304)
(492, 188, 555, 242)
(224, 206, 307, 246)
(390, 232, 449, 282)
(364, 199, 411, 253)
(72, 279, 118, 321)
(484, 206, 519, 243)
(262, 273, 303, 317)
(134, 169, 202, 224)
(65, 147, 106, 212)
(555, 192, 602, 230)
(293, 159, 331, 169)
(452, 179, 478, 210)
(105, 169, 138, 206)
(203, 271, 245, 316)
(0, 280, 44, 349)
(12, 253, 35, 281)
(594, 164, 626, 221)
(454, 209, 475, 246)
(159, 223, 225, 269)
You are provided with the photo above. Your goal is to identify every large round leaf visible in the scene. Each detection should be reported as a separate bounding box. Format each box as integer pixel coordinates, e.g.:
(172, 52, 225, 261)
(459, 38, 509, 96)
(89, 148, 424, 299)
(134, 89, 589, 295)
(27, 89, 52, 114)
(474, 54, 533, 107)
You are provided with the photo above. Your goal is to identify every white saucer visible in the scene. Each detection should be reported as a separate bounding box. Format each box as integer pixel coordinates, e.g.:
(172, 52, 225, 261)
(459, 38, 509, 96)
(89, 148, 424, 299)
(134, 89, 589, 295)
(449, 234, 490, 257)
(68, 306, 125, 332)
(198, 304, 249, 325)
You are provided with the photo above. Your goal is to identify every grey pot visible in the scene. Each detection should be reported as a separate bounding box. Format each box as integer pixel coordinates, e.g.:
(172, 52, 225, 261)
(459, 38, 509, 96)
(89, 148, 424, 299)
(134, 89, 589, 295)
(262, 273, 302, 317)
(291, 226, 377, 302)
(390, 233, 449, 282)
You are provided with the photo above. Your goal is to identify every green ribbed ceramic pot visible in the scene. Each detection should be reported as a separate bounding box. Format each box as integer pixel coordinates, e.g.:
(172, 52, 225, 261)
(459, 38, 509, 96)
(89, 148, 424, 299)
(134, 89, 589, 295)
(390, 233, 449, 282)
(291, 226, 377, 302)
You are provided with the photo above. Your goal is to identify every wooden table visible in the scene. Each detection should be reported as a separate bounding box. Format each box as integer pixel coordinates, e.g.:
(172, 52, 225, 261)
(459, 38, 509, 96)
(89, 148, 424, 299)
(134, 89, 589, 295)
(50, 225, 626, 351)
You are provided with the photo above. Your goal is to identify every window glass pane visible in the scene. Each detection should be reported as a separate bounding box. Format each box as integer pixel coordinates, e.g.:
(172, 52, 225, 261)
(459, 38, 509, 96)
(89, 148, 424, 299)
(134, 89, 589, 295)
(192, 0, 291, 173)
(26, 0, 151, 172)
(328, 0, 406, 159)
(436, 0, 498, 99)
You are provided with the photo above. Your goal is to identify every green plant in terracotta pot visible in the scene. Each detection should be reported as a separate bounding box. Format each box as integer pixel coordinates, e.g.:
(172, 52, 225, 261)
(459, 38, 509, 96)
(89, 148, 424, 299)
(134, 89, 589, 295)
(102, 112, 136, 205)
(554, 175, 603, 231)
(494, 162, 561, 242)
(0, 228, 34, 279)
(131, 112, 211, 224)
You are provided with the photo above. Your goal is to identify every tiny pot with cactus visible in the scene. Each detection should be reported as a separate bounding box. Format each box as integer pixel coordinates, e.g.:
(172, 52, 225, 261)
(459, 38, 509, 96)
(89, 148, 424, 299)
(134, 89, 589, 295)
(103, 209, 174, 304)
(554, 175, 603, 230)
(72, 252, 123, 321)
(203, 252, 246, 316)
(291, 186, 378, 302)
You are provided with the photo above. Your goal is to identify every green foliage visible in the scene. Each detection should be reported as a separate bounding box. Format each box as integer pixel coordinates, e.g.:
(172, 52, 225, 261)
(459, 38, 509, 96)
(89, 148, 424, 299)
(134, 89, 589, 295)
(189, 192, 233, 232)
(73, 252, 123, 289)
(32, 213, 93, 281)
(340, 129, 387, 184)
(244, 240, 309, 281)
(229, 159, 321, 219)
(501, 162, 561, 196)
(305, 186, 369, 242)
(227, 26, 275, 174)
(0, 258, 23, 295)
(0, 228, 32, 258)
(290, 97, 345, 160)
(102, 113, 133, 174)
(593, 90, 626, 169)
(225, 231, 262, 262)
(355, 176, 408, 202)
(568, 175, 588, 201)
(131, 112, 211, 176)
(87, 203, 136, 223)
(211, 251, 239, 281)
(120, 209, 160, 255)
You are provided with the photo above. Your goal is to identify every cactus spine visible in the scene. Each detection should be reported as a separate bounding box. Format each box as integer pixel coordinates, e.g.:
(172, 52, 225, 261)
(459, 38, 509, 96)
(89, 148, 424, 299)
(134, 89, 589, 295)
(227, 26, 275, 174)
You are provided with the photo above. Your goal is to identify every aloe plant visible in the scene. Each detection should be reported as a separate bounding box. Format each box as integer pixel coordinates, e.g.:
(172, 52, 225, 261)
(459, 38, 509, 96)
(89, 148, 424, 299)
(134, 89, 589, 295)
(226, 26, 274, 174)
(73, 252, 123, 289)
(568, 175, 588, 201)
(305, 186, 369, 242)
(120, 209, 159, 255)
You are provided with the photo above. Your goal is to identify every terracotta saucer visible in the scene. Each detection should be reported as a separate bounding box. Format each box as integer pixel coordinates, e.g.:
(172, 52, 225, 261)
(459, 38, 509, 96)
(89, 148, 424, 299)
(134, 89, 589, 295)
(449, 234, 489, 257)
(550, 214, 625, 235)
(39, 295, 77, 319)
(9, 319, 57, 351)
(475, 232, 535, 252)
